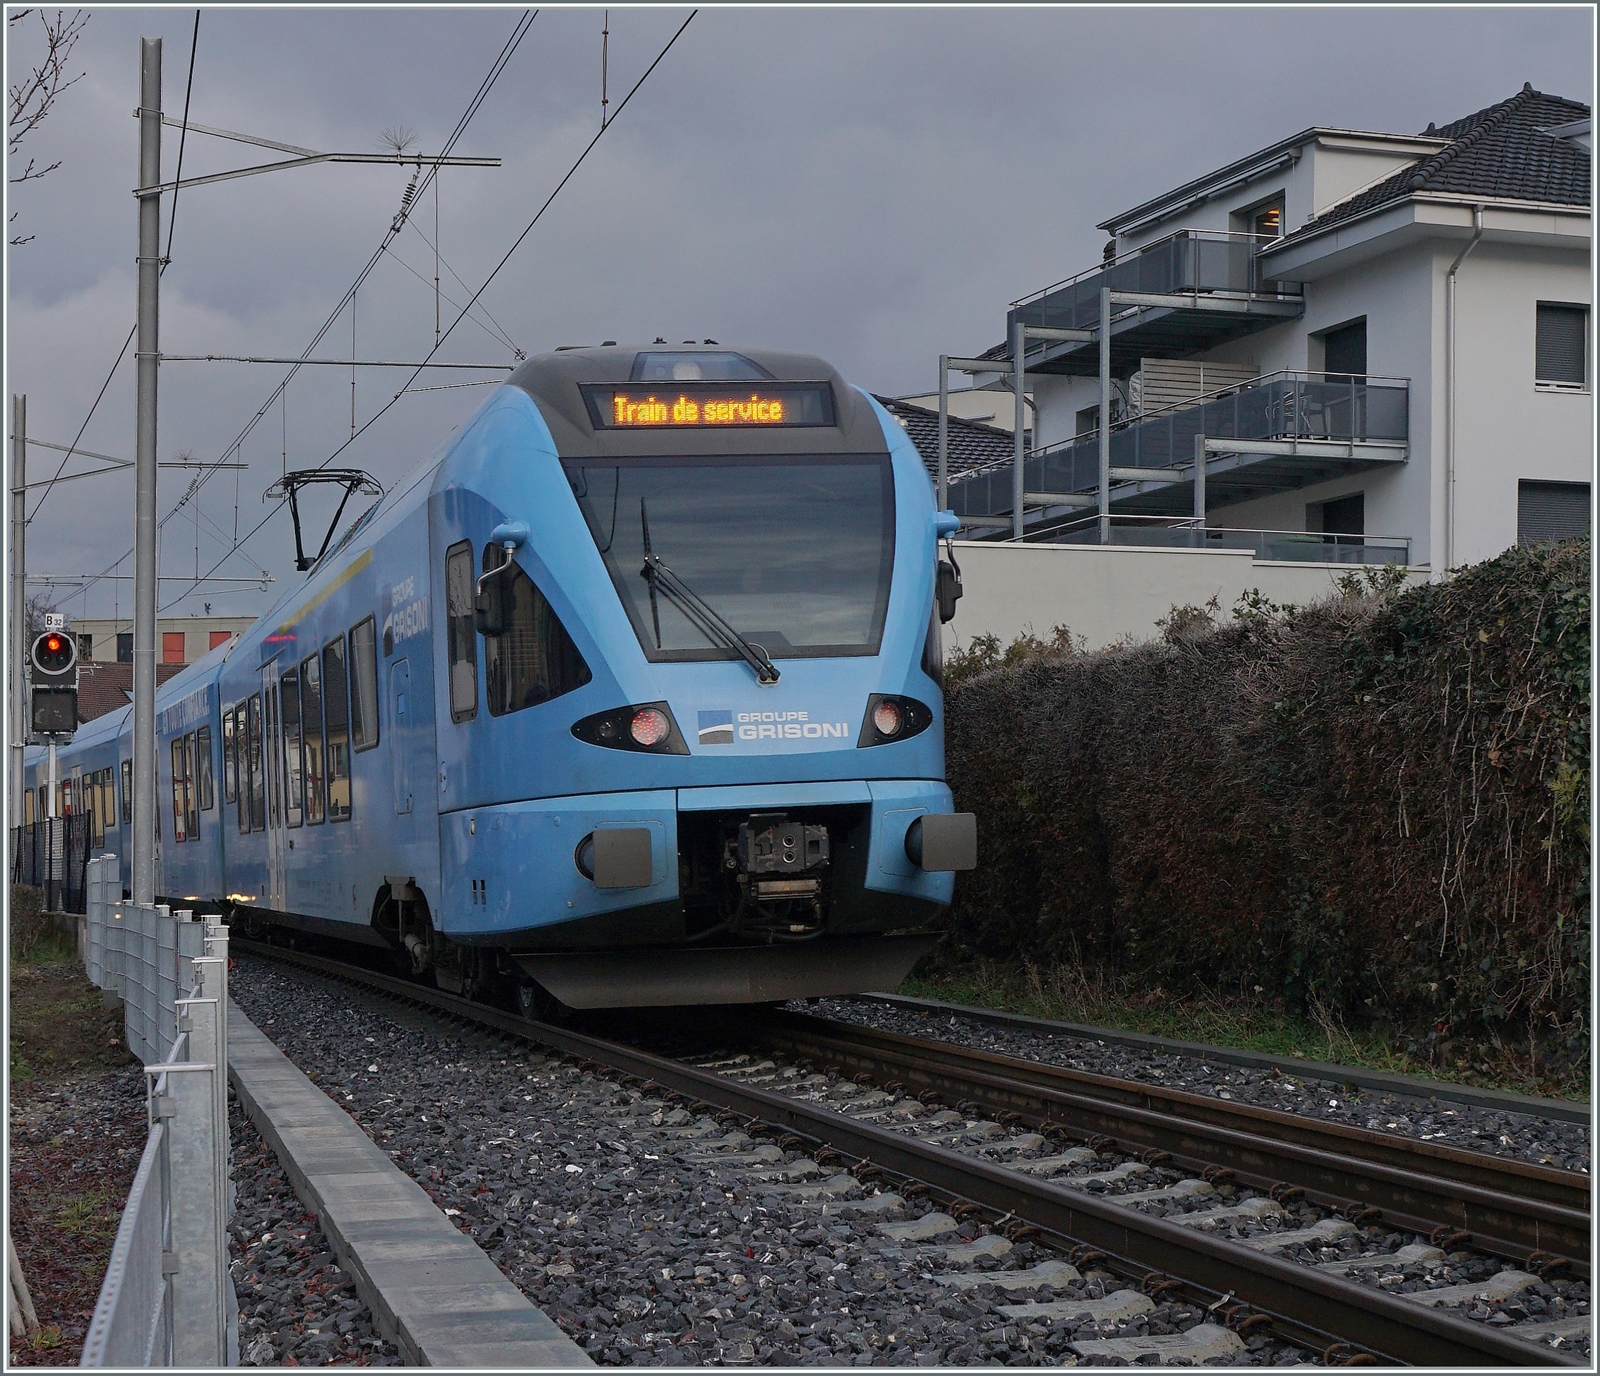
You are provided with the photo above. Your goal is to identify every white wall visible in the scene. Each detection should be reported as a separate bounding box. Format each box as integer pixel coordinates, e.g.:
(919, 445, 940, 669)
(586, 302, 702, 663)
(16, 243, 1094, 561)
(941, 540, 1404, 654)
(1450, 241, 1593, 567)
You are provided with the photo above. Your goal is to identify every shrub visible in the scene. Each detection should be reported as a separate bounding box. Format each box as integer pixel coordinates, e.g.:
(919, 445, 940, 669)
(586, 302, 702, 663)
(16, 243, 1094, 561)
(939, 540, 1590, 1077)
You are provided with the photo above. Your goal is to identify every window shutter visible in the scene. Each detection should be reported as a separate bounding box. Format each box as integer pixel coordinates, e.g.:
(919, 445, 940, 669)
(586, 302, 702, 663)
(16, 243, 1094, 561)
(1536, 304, 1588, 385)
(1517, 480, 1590, 545)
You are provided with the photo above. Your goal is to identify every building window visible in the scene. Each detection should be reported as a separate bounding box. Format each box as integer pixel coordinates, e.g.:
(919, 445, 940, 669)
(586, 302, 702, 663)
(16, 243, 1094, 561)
(117, 632, 133, 663)
(1321, 320, 1367, 379)
(210, 630, 233, 651)
(1517, 480, 1590, 545)
(77, 633, 92, 659)
(1536, 303, 1589, 388)
(1250, 201, 1283, 239)
(162, 631, 185, 664)
(1309, 492, 1364, 537)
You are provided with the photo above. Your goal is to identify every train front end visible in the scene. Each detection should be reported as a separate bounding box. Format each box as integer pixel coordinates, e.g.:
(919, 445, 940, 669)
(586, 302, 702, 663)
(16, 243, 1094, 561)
(433, 345, 974, 1008)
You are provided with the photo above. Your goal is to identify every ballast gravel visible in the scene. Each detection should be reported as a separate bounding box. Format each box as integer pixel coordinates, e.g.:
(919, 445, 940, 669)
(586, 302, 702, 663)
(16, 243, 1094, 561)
(230, 955, 1313, 1365)
(230, 1103, 401, 1366)
(807, 998, 1591, 1174)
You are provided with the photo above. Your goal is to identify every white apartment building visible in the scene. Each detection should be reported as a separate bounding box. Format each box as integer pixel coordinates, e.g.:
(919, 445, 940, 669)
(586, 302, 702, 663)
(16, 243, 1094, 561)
(936, 84, 1590, 635)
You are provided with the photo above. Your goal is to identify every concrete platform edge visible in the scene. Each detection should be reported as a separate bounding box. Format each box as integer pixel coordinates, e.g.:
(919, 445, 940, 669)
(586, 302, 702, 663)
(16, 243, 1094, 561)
(227, 1002, 592, 1368)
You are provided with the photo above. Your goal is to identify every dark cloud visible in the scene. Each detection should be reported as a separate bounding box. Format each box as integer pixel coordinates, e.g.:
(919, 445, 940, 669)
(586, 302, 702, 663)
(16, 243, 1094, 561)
(7, 6, 1592, 619)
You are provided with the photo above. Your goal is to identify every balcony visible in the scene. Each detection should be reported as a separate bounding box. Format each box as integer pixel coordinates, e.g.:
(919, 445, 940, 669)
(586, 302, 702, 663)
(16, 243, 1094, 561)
(947, 370, 1409, 536)
(1005, 230, 1304, 376)
(1043, 515, 1411, 566)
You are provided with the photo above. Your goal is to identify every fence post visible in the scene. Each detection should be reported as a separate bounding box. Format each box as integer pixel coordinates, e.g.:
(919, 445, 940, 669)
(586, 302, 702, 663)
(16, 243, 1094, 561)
(165, 996, 226, 1365)
(156, 907, 178, 1062)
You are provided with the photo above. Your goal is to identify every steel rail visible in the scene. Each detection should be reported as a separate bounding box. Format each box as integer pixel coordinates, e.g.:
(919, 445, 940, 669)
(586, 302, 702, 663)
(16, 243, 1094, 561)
(857, 992, 1592, 1126)
(235, 942, 1578, 1367)
(747, 1010, 1591, 1272)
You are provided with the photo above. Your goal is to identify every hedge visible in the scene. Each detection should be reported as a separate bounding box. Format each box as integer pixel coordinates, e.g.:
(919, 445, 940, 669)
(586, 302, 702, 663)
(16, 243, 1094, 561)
(939, 539, 1591, 1074)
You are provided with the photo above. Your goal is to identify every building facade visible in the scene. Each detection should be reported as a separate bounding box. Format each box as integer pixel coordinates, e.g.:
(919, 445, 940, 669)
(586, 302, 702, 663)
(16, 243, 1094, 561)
(941, 85, 1591, 576)
(71, 614, 257, 667)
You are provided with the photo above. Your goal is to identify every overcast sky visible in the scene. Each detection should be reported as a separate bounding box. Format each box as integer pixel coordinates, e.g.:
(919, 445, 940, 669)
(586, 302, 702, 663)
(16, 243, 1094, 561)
(6, 5, 1593, 625)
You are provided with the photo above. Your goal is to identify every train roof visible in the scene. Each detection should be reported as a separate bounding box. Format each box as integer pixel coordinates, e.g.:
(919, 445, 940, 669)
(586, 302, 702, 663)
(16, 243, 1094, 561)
(507, 344, 891, 459)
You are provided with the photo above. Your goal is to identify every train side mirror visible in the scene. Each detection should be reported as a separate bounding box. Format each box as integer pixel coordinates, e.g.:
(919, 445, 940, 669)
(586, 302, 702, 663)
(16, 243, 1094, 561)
(936, 558, 963, 624)
(473, 583, 504, 636)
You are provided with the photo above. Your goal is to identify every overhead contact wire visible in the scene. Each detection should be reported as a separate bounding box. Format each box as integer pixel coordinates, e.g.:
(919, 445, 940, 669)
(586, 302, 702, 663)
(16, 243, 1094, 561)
(163, 8, 696, 609)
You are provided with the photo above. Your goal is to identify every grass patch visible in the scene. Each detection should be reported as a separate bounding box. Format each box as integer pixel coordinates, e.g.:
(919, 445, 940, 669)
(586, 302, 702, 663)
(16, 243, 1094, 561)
(9, 889, 133, 1089)
(900, 957, 1589, 1103)
(8, 886, 76, 969)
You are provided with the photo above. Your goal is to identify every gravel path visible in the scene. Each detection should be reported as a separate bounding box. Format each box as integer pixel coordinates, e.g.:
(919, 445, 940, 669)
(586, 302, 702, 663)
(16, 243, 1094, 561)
(808, 999, 1591, 1174)
(230, 1103, 401, 1366)
(230, 955, 1314, 1366)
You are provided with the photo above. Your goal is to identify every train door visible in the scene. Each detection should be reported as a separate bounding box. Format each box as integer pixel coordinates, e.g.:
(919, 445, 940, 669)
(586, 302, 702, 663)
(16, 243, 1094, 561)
(391, 658, 412, 815)
(262, 662, 288, 909)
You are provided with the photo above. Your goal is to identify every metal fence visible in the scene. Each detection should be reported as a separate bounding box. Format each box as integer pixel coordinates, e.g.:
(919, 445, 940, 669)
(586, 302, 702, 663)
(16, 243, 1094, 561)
(1009, 228, 1301, 333)
(9, 816, 92, 913)
(78, 855, 237, 1367)
(947, 371, 1411, 549)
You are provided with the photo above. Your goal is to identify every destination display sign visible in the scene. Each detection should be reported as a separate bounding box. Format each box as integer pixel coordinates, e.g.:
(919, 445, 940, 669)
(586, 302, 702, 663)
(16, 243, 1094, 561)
(582, 382, 834, 429)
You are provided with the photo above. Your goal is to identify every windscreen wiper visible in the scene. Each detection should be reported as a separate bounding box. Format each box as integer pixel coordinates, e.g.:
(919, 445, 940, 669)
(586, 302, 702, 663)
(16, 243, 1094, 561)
(640, 499, 780, 684)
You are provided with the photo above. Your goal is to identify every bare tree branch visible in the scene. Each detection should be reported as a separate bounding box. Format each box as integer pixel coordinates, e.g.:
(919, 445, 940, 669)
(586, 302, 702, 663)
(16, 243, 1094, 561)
(8, 8, 88, 183)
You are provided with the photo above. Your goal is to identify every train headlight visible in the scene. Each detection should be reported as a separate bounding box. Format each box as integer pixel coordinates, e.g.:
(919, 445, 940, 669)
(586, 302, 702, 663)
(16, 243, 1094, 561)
(571, 701, 689, 755)
(630, 707, 670, 747)
(857, 694, 932, 748)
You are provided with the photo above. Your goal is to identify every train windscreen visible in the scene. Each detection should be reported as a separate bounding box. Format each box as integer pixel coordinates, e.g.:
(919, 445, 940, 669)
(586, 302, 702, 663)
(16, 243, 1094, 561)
(565, 454, 895, 661)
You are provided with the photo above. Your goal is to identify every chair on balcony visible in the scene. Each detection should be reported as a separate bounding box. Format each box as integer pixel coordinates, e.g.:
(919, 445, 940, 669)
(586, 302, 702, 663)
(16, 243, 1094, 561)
(1267, 382, 1329, 441)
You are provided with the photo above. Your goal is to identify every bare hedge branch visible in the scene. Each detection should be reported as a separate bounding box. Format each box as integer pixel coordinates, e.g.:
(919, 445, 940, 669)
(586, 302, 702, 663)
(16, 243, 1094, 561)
(940, 539, 1590, 1078)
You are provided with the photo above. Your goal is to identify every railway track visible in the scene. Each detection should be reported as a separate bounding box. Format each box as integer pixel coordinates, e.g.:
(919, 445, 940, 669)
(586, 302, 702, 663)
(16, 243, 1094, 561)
(736, 1007, 1590, 1272)
(236, 940, 1588, 1366)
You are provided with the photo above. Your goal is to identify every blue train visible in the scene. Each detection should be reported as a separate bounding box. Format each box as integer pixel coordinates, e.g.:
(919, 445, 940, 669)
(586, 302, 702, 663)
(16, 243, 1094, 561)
(24, 346, 976, 1009)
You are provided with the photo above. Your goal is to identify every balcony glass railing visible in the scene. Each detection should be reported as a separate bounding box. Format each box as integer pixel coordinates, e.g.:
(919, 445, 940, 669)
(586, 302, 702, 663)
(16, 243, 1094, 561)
(1043, 515, 1411, 566)
(1009, 229, 1301, 333)
(946, 371, 1408, 520)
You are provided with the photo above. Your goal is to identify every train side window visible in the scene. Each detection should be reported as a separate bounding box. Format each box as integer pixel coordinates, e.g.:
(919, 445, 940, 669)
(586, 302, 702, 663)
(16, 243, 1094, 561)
(323, 637, 352, 823)
(171, 739, 189, 843)
(235, 706, 250, 833)
(184, 733, 200, 840)
(446, 541, 478, 722)
(23, 789, 33, 826)
(222, 707, 237, 804)
(349, 616, 380, 751)
(247, 693, 266, 832)
(196, 726, 214, 811)
(301, 651, 326, 825)
(122, 760, 133, 824)
(482, 545, 592, 716)
(281, 666, 304, 828)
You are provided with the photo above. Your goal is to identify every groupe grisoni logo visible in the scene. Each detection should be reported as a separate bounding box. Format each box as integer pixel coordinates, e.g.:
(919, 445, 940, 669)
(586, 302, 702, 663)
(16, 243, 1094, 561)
(697, 709, 850, 746)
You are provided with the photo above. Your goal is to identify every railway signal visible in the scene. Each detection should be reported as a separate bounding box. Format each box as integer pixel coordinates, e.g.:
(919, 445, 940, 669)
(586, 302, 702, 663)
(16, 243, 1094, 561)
(30, 627, 78, 734)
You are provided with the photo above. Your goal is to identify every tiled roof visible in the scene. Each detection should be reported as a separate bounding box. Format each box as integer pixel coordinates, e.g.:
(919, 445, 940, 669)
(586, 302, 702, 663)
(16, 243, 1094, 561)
(1276, 86, 1589, 247)
(75, 661, 187, 724)
(873, 395, 1025, 481)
